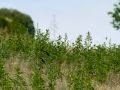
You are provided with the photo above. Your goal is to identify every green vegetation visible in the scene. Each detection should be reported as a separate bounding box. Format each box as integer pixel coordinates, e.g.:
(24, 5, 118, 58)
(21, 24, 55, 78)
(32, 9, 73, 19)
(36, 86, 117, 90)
(0, 16, 9, 29)
(0, 1, 120, 89)
(108, 2, 120, 30)
(0, 8, 35, 35)
(0, 26, 120, 89)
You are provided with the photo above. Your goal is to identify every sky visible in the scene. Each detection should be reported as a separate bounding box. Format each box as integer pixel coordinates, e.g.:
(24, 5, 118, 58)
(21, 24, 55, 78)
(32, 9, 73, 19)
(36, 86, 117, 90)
(0, 0, 120, 47)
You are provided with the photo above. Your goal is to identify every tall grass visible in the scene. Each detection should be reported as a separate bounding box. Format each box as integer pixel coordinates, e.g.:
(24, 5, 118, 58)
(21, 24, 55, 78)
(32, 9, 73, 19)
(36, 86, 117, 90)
(0, 25, 120, 90)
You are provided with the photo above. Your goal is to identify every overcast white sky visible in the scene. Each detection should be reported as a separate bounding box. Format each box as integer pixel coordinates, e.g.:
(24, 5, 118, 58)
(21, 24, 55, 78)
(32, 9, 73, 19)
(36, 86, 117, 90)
(0, 0, 120, 47)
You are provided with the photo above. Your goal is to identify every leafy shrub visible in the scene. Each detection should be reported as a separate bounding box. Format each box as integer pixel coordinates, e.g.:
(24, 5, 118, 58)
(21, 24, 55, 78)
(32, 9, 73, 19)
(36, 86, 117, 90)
(0, 8, 35, 35)
(0, 25, 120, 89)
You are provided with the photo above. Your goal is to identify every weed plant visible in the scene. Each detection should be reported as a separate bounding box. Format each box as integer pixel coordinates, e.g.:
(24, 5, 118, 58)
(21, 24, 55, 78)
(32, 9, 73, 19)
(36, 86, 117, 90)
(0, 24, 120, 89)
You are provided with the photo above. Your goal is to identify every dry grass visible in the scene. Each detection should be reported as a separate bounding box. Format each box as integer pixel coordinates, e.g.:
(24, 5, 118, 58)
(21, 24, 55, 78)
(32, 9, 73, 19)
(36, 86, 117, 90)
(5, 17, 12, 22)
(54, 61, 69, 90)
(3, 55, 120, 90)
(4, 54, 33, 90)
(91, 70, 120, 90)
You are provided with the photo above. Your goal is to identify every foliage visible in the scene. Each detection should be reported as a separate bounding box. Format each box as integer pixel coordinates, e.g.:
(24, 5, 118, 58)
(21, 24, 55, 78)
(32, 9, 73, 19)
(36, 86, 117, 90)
(9, 68, 27, 90)
(0, 25, 120, 89)
(30, 69, 45, 90)
(0, 16, 9, 29)
(108, 2, 120, 30)
(0, 62, 12, 90)
(0, 8, 35, 35)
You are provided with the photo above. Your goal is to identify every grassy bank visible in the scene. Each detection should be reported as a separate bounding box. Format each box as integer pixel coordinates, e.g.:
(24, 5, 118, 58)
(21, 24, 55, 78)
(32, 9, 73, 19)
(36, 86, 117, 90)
(0, 27, 120, 90)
